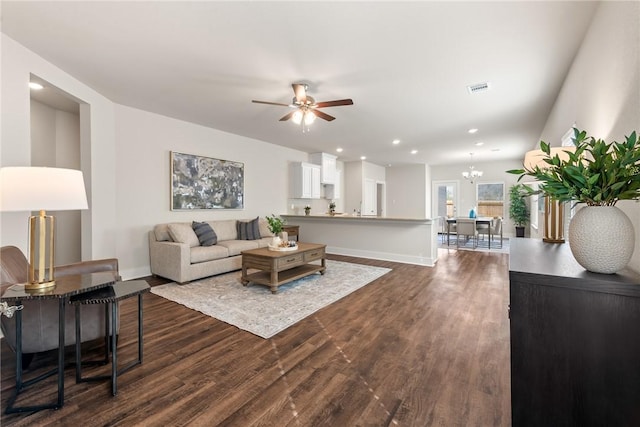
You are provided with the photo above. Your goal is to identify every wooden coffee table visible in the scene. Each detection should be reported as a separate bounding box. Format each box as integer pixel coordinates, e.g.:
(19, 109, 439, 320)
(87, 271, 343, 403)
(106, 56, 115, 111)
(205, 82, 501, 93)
(241, 242, 326, 294)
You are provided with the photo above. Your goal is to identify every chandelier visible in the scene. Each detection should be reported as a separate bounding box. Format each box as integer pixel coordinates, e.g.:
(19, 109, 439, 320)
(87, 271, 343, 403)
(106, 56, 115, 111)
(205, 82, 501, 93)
(462, 153, 483, 183)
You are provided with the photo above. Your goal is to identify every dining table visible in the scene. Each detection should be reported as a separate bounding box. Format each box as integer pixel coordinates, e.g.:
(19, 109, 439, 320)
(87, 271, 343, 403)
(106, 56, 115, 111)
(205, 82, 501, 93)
(446, 217, 494, 248)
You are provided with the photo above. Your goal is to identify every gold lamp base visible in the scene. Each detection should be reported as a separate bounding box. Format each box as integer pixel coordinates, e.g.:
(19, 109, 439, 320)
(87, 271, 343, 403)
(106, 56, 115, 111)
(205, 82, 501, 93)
(24, 280, 56, 291)
(542, 197, 565, 244)
(26, 210, 57, 290)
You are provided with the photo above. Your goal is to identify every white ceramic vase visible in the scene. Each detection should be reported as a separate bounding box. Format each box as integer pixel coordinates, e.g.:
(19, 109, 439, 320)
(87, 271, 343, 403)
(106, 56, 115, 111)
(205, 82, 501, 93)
(271, 236, 282, 247)
(568, 206, 635, 274)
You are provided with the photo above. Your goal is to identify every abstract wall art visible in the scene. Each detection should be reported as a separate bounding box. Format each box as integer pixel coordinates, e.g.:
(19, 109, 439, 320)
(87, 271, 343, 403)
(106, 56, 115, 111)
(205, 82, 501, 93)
(171, 151, 244, 210)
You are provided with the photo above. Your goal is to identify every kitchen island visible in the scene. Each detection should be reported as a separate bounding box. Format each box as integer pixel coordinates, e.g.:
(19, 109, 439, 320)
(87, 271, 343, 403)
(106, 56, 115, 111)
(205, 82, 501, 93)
(281, 214, 438, 266)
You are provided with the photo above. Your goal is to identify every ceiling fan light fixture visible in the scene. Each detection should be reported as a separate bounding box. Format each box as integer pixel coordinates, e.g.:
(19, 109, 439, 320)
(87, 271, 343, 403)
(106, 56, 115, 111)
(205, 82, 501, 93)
(304, 110, 316, 125)
(292, 110, 303, 125)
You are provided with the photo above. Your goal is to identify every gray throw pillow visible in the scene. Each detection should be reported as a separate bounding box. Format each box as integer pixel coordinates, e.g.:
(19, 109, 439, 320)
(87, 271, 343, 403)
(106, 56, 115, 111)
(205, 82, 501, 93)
(192, 221, 217, 246)
(237, 217, 261, 240)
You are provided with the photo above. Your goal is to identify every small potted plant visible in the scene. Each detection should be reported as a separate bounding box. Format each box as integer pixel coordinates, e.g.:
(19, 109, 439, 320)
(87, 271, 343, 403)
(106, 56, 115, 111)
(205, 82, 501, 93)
(265, 214, 286, 246)
(328, 201, 336, 216)
(509, 184, 529, 237)
(304, 205, 311, 216)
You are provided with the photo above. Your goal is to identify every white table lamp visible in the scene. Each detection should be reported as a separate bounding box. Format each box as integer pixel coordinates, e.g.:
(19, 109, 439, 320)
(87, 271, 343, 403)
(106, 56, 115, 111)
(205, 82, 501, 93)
(0, 167, 88, 289)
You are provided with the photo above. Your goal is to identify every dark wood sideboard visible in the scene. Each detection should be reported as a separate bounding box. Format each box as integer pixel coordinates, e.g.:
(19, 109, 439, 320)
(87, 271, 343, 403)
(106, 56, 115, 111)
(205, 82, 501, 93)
(509, 238, 640, 426)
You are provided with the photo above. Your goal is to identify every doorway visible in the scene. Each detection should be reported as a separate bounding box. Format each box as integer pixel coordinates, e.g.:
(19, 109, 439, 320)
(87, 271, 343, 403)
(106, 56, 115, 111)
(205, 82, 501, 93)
(432, 180, 459, 232)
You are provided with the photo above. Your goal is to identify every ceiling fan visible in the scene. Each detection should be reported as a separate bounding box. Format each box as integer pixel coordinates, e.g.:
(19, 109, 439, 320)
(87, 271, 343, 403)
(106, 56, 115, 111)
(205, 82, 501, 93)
(252, 83, 353, 125)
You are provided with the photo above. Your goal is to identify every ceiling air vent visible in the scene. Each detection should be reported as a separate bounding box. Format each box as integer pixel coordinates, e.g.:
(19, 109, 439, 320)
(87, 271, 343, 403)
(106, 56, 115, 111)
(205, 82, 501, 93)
(467, 82, 490, 94)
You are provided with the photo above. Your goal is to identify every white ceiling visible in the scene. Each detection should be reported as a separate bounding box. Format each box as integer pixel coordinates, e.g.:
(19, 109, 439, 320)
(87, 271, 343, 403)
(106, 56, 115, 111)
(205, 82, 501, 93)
(2, 1, 599, 166)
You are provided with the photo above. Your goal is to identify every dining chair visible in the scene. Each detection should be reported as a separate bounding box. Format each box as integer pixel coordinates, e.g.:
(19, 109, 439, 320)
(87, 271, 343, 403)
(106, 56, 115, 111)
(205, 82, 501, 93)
(456, 218, 478, 249)
(446, 217, 457, 246)
(491, 217, 503, 248)
(476, 219, 490, 241)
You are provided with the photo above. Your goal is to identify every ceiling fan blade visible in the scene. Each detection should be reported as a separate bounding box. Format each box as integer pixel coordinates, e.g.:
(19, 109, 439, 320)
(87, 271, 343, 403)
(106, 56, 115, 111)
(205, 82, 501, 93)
(315, 99, 354, 108)
(279, 111, 296, 121)
(252, 100, 291, 107)
(292, 83, 307, 104)
(312, 109, 336, 121)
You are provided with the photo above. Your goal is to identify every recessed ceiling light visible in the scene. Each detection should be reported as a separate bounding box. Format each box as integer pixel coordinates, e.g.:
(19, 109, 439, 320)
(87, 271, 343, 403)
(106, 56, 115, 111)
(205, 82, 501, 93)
(29, 82, 44, 90)
(336, 147, 343, 153)
(392, 139, 400, 145)
(475, 142, 484, 146)
(468, 128, 478, 134)
(491, 148, 500, 152)
(411, 150, 418, 154)
(360, 156, 366, 160)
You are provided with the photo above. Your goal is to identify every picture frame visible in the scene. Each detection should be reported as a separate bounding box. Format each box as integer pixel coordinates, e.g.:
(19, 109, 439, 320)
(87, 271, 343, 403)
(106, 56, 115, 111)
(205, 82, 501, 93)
(170, 151, 244, 210)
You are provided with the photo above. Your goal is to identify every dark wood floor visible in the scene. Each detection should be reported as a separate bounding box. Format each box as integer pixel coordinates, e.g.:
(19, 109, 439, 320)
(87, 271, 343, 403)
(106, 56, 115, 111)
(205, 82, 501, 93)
(1, 249, 511, 426)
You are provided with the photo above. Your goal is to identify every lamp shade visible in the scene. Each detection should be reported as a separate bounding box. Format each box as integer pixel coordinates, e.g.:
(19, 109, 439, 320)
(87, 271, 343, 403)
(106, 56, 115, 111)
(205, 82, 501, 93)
(523, 146, 576, 171)
(0, 167, 88, 212)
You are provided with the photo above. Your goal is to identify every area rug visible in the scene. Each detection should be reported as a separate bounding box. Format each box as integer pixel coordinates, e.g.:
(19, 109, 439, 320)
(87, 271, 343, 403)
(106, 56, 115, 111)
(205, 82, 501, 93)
(150, 260, 391, 339)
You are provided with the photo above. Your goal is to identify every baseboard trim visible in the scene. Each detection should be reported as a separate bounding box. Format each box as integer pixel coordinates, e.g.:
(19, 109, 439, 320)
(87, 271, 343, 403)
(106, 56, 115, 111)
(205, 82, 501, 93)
(327, 246, 437, 267)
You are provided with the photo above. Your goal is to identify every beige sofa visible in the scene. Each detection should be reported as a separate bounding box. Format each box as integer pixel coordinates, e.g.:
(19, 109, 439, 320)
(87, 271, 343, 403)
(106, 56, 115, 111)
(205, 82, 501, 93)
(149, 218, 274, 283)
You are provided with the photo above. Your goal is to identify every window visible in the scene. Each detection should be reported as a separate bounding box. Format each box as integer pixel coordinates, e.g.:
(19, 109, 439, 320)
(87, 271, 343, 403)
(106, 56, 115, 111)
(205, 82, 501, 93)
(476, 182, 505, 218)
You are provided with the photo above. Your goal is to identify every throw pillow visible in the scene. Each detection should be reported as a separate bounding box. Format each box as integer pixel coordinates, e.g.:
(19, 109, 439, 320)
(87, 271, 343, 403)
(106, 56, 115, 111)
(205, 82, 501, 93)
(237, 217, 261, 240)
(167, 223, 200, 248)
(192, 221, 217, 246)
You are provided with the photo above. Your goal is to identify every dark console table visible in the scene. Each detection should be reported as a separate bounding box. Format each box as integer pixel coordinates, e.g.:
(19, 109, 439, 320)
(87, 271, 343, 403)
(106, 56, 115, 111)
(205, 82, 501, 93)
(509, 239, 640, 426)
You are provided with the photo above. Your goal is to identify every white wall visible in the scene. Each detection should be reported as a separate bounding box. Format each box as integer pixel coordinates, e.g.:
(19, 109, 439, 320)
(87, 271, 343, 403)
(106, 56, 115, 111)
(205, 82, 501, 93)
(538, 1, 640, 273)
(431, 159, 524, 238)
(2, 36, 314, 279)
(386, 164, 428, 218)
(344, 161, 363, 213)
(114, 105, 311, 279)
(343, 161, 386, 215)
(1, 34, 117, 262)
(30, 100, 82, 265)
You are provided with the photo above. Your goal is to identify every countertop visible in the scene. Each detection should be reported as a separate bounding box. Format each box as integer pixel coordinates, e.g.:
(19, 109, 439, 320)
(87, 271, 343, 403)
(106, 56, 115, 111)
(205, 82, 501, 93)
(281, 214, 434, 223)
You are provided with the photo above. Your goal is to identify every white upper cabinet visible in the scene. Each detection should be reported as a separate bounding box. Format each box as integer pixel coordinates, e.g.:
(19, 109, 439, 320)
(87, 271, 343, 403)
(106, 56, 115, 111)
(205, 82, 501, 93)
(324, 169, 341, 200)
(310, 152, 337, 185)
(290, 162, 321, 199)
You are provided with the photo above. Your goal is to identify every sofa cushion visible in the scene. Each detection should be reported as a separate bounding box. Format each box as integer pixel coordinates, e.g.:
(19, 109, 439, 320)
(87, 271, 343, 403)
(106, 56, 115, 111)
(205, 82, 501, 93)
(208, 220, 237, 242)
(154, 224, 171, 242)
(167, 223, 200, 248)
(258, 218, 274, 237)
(190, 245, 229, 264)
(192, 221, 217, 246)
(216, 240, 260, 256)
(237, 217, 261, 240)
(255, 237, 272, 248)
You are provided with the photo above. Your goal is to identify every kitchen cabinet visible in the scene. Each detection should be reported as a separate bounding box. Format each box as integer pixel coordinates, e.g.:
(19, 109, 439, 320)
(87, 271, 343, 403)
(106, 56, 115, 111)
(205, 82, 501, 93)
(324, 170, 341, 200)
(310, 152, 337, 185)
(290, 162, 321, 199)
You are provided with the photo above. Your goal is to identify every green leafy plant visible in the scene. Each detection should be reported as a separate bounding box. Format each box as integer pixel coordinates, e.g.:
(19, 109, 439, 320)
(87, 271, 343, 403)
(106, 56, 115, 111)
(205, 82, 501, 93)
(509, 184, 530, 227)
(508, 129, 640, 206)
(265, 214, 286, 234)
(304, 205, 311, 213)
(328, 201, 336, 212)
